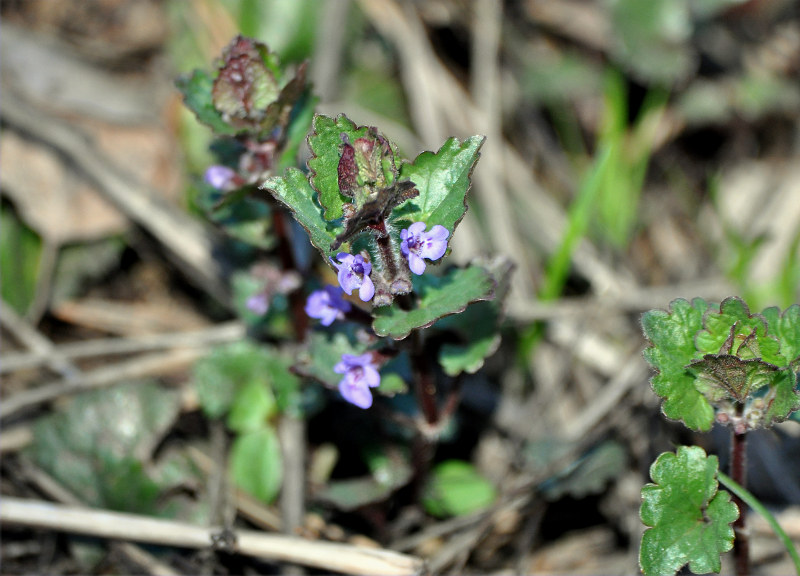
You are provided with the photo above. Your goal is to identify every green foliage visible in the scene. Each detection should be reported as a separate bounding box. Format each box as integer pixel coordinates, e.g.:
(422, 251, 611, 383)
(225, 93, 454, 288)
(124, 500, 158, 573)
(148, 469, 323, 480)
(395, 135, 485, 238)
(640, 446, 738, 575)
(0, 203, 43, 316)
(307, 114, 373, 220)
(230, 427, 283, 503)
(27, 381, 181, 514)
(262, 168, 345, 260)
(642, 298, 716, 430)
(642, 297, 800, 431)
(422, 460, 497, 518)
(372, 264, 496, 340)
(436, 257, 512, 376)
(175, 69, 240, 136)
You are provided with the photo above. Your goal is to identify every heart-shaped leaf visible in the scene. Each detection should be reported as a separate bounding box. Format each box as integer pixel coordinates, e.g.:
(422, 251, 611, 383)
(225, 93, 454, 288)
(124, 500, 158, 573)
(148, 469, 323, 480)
(640, 446, 738, 576)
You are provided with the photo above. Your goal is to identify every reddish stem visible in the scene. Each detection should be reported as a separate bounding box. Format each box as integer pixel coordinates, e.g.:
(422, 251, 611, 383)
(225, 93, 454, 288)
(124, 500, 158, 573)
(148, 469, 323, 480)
(730, 409, 749, 576)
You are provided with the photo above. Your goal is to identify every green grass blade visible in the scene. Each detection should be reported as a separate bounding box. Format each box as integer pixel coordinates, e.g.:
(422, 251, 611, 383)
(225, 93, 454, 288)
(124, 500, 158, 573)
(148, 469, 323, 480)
(718, 471, 800, 576)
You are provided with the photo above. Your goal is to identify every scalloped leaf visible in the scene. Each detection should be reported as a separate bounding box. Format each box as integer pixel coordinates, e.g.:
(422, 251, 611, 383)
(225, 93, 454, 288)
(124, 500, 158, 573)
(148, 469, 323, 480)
(372, 264, 496, 340)
(762, 369, 800, 426)
(394, 136, 485, 238)
(762, 304, 800, 367)
(642, 298, 716, 431)
(175, 70, 240, 136)
(436, 257, 513, 376)
(640, 446, 738, 576)
(695, 297, 784, 366)
(261, 168, 346, 261)
(307, 114, 372, 220)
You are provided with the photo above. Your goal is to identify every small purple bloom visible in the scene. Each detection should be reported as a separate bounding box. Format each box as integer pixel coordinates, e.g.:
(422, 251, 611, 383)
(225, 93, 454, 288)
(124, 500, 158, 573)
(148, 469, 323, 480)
(204, 165, 239, 190)
(334, 353, 381, 409)
(305, 285, 352, 326)
(400, 222, 449, 275)
(246, 293, 269, 316)
(331, 252, 375, 302)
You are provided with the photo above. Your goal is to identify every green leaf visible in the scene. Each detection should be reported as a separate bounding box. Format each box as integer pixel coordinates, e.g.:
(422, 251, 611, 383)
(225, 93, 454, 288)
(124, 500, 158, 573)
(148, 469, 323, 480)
(763, 304, 800, 366)
(0, 203, 43, 316)
(372, 264, 496, 340)
(261, 168, 345, 261)
(193, 341, 271, 419)
(436, 257, 513, 376)
(27, 381, 180, 513)
(639, 446, 739, 576)
(642, 298, 711, 376)
(695, 297, 783, 366)
(227, 378, 277, 433)
(175, 70, 239, 136)
(422, 460, 497, 518)
(230, 427, 283, 503)
(642, 298, 716, 431)
(760, 369, 800, 427)
(298, 331, 368, 389)
(394, 135, 485, 238)
(307, 114, 371, 220)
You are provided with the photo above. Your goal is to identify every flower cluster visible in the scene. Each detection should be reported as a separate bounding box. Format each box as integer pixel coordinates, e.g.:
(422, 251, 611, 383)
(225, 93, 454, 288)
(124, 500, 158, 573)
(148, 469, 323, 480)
(330, 222, 449, 303)
(334, 353, 381, 409)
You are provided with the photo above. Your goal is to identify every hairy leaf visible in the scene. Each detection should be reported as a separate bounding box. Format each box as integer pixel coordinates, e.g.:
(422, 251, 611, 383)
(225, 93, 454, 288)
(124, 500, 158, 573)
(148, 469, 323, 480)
(372, 264, 496, 340)
(762, 304, 800, 367)
(642, 298, 716, 431)
(176, 69, 240, 136)
(640, 446, 738, 576)
(307, 114, 371, 220)
(262, 168, 345, 260)
(395, 135, 485, 238)
(695, 297, 784, 367)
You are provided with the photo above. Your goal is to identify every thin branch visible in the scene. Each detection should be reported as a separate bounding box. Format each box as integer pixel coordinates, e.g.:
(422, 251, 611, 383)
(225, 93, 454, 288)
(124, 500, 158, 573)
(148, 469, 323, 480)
(0, 498, 426, 576)
(0, 348, 202, 421)
(0, 322, 245, 374)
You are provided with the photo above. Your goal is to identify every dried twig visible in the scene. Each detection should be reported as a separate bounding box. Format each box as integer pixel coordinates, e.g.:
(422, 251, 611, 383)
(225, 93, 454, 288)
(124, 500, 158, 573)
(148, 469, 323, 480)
(1, 498, 426, 576)
(0, 348, 201, 421)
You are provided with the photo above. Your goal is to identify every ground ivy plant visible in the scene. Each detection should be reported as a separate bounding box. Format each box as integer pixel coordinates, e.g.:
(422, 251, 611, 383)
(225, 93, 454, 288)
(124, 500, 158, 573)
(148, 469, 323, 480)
(178, 36, 507, 515)
(640, 297, 800, 576)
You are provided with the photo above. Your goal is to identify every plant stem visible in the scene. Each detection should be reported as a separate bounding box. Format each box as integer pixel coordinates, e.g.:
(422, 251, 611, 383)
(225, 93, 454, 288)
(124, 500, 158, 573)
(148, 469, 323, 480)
(411, 330, 439, 426)
(718, 471, 800, 576)
(730, 415, 749, 576)
(272, 208, 308, 340)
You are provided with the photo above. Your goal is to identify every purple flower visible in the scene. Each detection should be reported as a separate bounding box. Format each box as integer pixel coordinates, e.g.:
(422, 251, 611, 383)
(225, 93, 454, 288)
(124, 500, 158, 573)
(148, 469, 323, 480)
(331, 252, 375, 302)
(334, 353, 381, 409)
(204, 165, 239, 190)
(400, 222, 449, 275)
(305, 285, 352, 326)
(246, 293, 269, 315)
